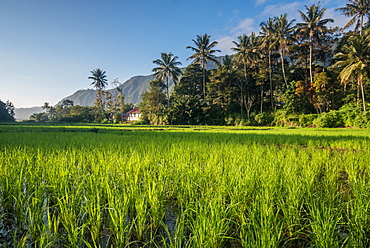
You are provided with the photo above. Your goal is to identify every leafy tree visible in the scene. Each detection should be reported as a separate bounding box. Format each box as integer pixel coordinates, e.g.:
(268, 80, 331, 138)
(0, 100, 15, 122)
(61, 99, 74, 108)
(5, 100, 15, 119)
(297, 3, 334, 85)
(169, 64, 206, 124)
(334, 31, 370, 111)
(208, 55, 241, 114)
(231, 33, 261, 118)
(116, 87, 125, 112)
(187, 34, 220, 100)
(140, 80, 167, 124)
(152, 52, 182, 107)
(30, 112, 48, 122)
(311, 71, 335, 113)
(42, 102, 56, 121)
(336, 0, 370, 35)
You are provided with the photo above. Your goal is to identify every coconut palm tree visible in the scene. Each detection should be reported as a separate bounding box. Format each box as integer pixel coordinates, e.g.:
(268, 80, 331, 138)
(260, 17, 278, 108)
(274, 14, 296, 88)
(336, 0, 370, 35)
(88, 68, 108, 90)
(334, 31, 370, 111)
(88, 68, 108, 117)
(187, 34, 221, 100)
(297, 4, 334, 85)
(152, 52, 182, 107)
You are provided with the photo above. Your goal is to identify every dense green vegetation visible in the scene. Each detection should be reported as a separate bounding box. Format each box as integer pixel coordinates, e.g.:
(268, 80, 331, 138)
(141, 1, 370, 127)
(0, 100, 15, 122)
(1, 123, 370, 247)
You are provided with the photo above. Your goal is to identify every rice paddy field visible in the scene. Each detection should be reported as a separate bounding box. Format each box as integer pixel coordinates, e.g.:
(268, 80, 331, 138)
(1, 123, 370, 247)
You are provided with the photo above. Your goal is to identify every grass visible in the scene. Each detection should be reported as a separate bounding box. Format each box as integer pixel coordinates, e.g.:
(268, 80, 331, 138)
(0, 123, 370, 247)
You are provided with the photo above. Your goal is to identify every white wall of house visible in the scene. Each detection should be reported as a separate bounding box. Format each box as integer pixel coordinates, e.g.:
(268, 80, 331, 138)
(127, 113, 141, 121)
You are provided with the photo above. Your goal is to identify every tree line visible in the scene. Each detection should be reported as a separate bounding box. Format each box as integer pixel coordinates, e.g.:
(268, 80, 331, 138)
(140, 1, 370, 127)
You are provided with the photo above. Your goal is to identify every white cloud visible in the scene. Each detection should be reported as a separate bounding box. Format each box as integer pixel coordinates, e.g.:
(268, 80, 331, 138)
(231, 18, 257, 36)
(216, 36, 236, 54)
(215, 18, 257, 54)
(216, 18, 260, 54)
(261, 2, 301, 20)
(255, 0, 267, 6)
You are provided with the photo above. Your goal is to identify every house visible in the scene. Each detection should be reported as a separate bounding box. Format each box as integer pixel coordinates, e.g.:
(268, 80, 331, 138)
(123, 107, 141, 122)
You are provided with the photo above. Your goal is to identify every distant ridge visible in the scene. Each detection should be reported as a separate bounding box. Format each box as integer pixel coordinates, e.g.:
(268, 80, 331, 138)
(57, 74, 156, 107)
(57, 57, 223, 107)
(14, 106, 43, 121)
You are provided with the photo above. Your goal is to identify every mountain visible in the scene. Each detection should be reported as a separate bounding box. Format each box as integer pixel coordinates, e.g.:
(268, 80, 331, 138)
(57, 74, 156, 107)
(57, 59, 223, 107)
(14, 106, 43, 121)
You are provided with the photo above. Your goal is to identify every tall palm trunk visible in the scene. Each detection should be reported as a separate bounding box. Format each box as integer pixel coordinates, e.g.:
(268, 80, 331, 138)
(166, 77, 170, 107)
(202, 58, 206, 101)
(268, 50, 274, 109)
(279, 47, 288, 88)
(359, 74, 366, 111)
(241, 62, 247, 118)
(260, 84, 264, 113)
(309, 35, 314, 85)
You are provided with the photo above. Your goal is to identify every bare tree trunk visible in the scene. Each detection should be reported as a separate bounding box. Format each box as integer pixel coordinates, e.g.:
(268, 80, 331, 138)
(280, 48, 288, 88)
(268, 51, 274, 109)
(309, 36, 314, 86)
(260, 84, 263, 113)
(359, 74, 366, 111)
(166, 77, 170, 108)
(202, 59, 206, 101)
(241, 62, 248, 118)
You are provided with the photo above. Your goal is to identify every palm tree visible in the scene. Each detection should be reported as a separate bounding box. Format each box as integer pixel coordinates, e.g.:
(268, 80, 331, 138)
(88, 68, 108, 90)
(187, 34, 221, 100)
(297, 4, 334, 85)
(274, 14, 296, 88)
(152, 52, 182, 107)
(260, 17, 278, 108)
(336, 0, 370, 35)
(231, 33, 261, 118)
(334, 32, 370, 111)
(88, 68, 108, 116)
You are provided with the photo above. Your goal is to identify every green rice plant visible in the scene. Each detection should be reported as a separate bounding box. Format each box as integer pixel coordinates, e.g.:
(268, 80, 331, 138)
(187, 195, 231, 247)
(307, 200, 343, 248)
(344, 152, 370, 247)
(106, 185, 131, 247)
(132, 188, 149, 242)
(57, 188, 87, 246)
(239, 175, 283, 247)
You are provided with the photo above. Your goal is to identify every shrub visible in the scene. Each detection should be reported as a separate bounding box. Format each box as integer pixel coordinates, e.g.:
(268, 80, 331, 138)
(313, 111, 344, 128)
(298, 114, 318, 127)
(254, 112, 274, 126)
(272, 110, 299, 127)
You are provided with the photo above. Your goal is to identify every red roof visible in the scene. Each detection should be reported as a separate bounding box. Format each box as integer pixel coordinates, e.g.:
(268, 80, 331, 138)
(126, 107, 140, 114)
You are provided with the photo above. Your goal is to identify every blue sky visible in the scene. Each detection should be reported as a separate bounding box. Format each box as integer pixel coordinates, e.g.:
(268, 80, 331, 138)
(1, 0, 349, 108)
